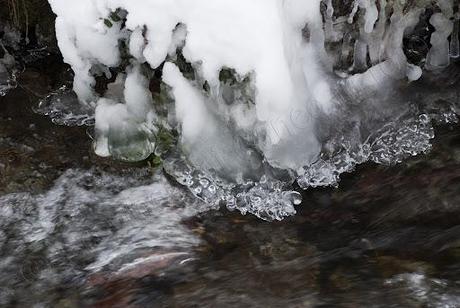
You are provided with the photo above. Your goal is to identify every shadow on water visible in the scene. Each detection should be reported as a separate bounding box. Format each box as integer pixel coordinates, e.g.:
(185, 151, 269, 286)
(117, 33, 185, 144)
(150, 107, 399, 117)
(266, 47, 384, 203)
(0, 53, 459, 307)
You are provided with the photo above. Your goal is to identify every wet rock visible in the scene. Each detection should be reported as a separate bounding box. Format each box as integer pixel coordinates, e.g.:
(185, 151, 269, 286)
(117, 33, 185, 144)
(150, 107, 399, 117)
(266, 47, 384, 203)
(329, 267, 354, 291)
(88, 251, 193, 285)
(376, 255, 435, 279)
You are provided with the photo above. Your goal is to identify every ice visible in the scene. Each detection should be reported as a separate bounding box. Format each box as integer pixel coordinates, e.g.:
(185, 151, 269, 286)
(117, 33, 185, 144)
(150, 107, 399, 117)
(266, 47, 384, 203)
(129, 27, 146, 61)
(348, 0, 378, 34)
(35, 86, 95, 126)
(0, 44, 15, 68)
(426, 12, 453, 70)
(48, 0, 330, 167)
(323, 0, 339, 42)
(162, 63, 213, 146)
(0, 43, 17, 96)
(46, 0, 460, 220)
(94, 97, 155, 161)
(450, 17, 460, 58)
(124, 65, 155, 122)
(353, 39, 369, 72)
(50, 0, 122, 103)
(93, 64, 158, 161)
(163, 62, 264, 181)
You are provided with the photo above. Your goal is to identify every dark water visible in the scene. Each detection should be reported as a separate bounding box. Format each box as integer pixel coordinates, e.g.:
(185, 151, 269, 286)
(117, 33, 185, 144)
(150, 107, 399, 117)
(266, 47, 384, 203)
(0, 54, 460, 307)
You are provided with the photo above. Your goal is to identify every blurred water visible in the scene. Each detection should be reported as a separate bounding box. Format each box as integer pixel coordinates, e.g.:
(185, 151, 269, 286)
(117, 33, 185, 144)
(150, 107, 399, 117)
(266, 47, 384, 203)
(0, 49, 459, 308)
(0, 168, 209, 306)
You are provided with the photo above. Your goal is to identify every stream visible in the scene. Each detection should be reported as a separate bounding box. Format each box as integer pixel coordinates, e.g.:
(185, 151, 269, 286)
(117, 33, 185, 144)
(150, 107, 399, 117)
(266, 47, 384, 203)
(0, 49, 460, 308)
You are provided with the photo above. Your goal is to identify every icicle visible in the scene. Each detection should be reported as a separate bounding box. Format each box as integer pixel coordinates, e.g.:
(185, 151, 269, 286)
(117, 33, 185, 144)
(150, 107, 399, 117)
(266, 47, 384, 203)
(324, 0, 339, 42)
(352, 38, 369, 72)
(340, 32, 354, 70)
(0, 43, 15, 68)
(129, 27, 146, 62)
(368, 0, 387, 65)
(426, 13, 453, 70)
(406, 63, 423, 82)
(93, 64, 157, 161)
(348, 0, 378, 33)
(450, 14, 460, 58)
(349, 0, 379, 72)
(348, 0, 360, 24)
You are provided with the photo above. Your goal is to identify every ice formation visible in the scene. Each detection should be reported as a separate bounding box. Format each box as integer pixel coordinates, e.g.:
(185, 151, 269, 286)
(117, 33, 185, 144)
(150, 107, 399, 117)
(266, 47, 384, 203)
(0, 40, 18, 96)
(47, 0, 460, 220)
(1, 23, 50, 96)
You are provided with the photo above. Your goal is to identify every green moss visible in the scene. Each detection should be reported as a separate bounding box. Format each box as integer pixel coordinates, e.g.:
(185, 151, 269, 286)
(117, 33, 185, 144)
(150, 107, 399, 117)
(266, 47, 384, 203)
(219, 68, 238, 85)
(103, 9, 125, 29)
(148, 128, 177, 168)
(154, 126, 177, 156)
(150, 155, 163, 168)
(109, 11, 122, 22)
(103, 19, 113, 28)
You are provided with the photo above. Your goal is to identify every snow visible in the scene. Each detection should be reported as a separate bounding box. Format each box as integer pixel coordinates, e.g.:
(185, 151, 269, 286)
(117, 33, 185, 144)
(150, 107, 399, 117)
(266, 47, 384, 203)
(46, 0, 459, 218)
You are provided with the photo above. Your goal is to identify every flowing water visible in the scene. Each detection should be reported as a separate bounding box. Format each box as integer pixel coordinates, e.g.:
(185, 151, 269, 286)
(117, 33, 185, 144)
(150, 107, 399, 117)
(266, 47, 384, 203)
(0, 48, 459, 307)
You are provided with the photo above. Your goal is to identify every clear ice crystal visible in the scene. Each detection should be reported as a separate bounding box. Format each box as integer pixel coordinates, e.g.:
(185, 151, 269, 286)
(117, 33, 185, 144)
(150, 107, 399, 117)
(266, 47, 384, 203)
(34, 86, 95, 126)
(163, 157, 298, 221)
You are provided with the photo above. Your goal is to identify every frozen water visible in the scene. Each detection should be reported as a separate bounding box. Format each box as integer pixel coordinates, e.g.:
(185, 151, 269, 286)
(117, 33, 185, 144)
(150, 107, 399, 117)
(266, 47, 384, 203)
(0, 43, 18, 96)
(45, 0, 460, 219)
(426, 13, 453, 70)
(35, 86, 95, 126)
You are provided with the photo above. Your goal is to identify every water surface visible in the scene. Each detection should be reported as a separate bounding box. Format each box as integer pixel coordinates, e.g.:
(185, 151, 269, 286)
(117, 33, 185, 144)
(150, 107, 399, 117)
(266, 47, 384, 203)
(0, 53, 459, 308)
